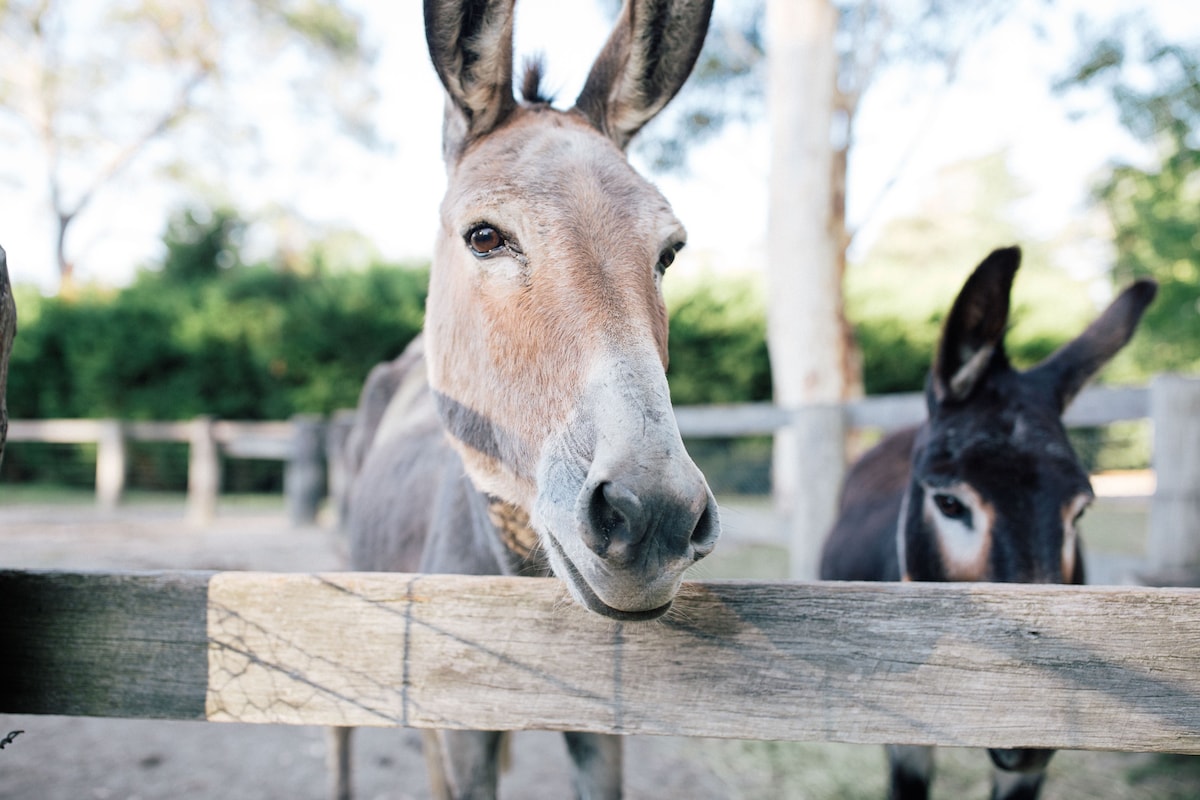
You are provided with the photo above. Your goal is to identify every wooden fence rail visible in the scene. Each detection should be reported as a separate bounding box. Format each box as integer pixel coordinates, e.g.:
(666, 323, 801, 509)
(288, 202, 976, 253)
(5, 378, 1199, 579)
(5, 414, 326, 527)
(3, 568, 1200, 754)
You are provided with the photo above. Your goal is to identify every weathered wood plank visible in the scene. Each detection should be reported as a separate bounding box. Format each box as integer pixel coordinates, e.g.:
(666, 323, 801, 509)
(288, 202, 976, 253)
(673, 402, 790, 438)
(4, 569, 1200, 755)
(0, 570, 209, 719)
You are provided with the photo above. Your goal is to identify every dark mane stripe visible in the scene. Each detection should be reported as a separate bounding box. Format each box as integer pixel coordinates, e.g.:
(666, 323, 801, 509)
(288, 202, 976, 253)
(521, 57, 553, 104)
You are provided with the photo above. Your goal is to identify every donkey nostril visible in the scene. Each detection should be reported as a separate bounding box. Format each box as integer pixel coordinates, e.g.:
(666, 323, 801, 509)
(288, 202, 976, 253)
(585, 481, 643, 557)
(690, 500, 719, 560)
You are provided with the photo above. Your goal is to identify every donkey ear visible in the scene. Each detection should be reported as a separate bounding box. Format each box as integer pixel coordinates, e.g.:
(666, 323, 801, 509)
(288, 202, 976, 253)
(574, 0, 714, 150)
(1028, 278, 1158, 412)
(932, 247, 1022, 404)
(424, 0, 518, 161)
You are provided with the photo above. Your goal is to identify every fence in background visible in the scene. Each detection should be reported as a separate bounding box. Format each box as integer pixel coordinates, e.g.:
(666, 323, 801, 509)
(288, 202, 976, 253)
(4, 415, 326, 527)
(6, 376, 1199, 580)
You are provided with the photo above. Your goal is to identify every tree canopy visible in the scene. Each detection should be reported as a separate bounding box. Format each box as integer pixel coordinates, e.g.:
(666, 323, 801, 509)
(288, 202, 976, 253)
(1057, 18, 1200, 378)
(0, 0, 376, 289)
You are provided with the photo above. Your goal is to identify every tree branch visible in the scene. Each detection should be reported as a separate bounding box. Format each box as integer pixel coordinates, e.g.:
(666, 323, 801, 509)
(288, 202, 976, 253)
(63, 68, 210, 221)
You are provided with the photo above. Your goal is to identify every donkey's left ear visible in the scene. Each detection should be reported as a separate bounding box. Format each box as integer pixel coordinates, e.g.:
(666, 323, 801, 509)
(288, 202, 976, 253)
(932, 247, 1021, 404)
(574, 0, 714, 149)
(425, 0, 518, 161)
(1028, 278, 1158, 412)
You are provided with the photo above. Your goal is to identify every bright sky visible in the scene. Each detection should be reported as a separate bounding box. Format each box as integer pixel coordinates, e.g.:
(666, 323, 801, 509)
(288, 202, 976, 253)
(0, 0, 1196, 292)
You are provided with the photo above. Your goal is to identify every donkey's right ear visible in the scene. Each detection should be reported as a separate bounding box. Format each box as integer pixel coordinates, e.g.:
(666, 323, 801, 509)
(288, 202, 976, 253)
(424, 0, 518, 161)
(574, 0, 714, 150)
(932, 247, 1022, 404)
(1028, 278, 1158, 412)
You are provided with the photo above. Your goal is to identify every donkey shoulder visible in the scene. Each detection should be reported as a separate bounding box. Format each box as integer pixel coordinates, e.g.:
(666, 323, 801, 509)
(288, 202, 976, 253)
(818, 425, 916, 582)
(342, 335, 469, 573)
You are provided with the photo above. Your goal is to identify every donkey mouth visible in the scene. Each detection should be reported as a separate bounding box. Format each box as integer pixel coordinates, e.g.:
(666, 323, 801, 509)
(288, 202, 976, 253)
(544, 534, 674, 622)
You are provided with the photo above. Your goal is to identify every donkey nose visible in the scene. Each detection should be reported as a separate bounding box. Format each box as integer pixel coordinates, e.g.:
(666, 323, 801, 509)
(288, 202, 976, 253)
(580, 479, 718, 564)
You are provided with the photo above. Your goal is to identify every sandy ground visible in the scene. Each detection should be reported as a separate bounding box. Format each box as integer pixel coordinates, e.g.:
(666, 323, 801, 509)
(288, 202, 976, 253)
(0, 503, 735, 800)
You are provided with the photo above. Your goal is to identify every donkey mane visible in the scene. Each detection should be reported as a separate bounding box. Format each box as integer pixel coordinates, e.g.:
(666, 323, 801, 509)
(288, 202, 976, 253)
(520, 57, 553, 104)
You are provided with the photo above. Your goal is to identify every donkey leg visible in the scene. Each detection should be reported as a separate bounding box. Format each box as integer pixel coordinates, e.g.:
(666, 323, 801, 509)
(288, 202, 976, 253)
(990, 769, 1046, 800)
(563, 731, 622, 800)
(988, 748, 1052, 800)
(423, 729, 504, 800)
(885, 744, 934, 800)
(327, 726, 352, 800)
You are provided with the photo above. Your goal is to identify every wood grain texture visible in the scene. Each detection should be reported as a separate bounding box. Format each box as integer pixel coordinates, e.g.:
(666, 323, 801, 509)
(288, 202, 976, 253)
(4, 569, 1200, 754)
(0, 569, 209, 719)
(206, 573, 1200, 754)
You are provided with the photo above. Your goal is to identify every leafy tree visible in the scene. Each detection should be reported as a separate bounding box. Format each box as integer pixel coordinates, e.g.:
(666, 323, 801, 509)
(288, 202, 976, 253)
(159, 207, 245, 284)
(0, 0, 375, 290)
(1057, 20, 1200, 377)
(664, 273, 771, 405)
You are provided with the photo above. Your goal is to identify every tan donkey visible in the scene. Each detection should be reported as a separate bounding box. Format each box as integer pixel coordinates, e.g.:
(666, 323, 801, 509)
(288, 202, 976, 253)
(338, 1, 719, 798)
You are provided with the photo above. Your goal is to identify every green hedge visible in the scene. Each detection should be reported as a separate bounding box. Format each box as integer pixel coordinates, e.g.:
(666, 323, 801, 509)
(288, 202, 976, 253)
(4, 204, 1155, 488)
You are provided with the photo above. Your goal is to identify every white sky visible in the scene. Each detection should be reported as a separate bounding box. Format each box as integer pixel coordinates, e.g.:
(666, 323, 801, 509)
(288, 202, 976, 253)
(1, 0, 1196, 292)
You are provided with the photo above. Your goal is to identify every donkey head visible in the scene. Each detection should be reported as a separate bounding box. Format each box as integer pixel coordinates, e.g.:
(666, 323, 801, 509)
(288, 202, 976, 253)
(422, 0, 720, 620)
(899, 247, 1157, 585)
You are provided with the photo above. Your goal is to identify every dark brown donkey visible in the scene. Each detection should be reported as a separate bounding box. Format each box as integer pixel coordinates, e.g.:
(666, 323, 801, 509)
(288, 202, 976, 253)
(336, 1, 719, 798)
(820, 247, 1156, 800)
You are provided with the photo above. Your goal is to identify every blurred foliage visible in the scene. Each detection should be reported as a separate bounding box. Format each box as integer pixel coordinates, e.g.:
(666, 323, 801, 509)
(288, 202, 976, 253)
(847, 152, 1101, 393)
(664, 270, 772, 404)
(1057, 19, 1200, 379)
(7, 208, 428, 424)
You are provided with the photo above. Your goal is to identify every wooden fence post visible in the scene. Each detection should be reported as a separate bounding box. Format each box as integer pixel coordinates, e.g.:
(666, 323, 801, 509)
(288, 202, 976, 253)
(187, 416, 220, 527)
(1146, 375, 1200, 582)
(285, 414, 326, 526)
(95, 419, 127, 511)
(787, 403, 846, 580)
(325, 408, 357, 524)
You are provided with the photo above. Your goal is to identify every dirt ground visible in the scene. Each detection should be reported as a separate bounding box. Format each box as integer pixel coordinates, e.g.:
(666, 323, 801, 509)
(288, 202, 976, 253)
(0, 503, 737, 800)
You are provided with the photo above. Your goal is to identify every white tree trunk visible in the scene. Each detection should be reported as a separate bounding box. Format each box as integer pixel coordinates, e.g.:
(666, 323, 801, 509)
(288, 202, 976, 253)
(766, 0, 846, 579)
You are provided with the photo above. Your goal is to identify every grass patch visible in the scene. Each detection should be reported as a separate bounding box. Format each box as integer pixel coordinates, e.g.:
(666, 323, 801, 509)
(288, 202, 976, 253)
(0, 482, 284, 511)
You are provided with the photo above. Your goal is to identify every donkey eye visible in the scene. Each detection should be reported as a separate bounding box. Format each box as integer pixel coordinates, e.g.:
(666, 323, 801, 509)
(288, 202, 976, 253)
(467, 225, 504, 256)
(656, 242, 683, 274)
(932, 493, 968, 521)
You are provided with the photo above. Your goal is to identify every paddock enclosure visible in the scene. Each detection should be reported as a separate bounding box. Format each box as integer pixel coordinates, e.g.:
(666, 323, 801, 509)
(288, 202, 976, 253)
(2, 377, 1200, 794)
(7, 375, 1199, 579)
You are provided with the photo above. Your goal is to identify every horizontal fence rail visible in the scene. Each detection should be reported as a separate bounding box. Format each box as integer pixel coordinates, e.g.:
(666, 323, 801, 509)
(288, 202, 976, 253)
(669, 383, 1153, 439)
(5, 415, 325, 526)
(3, 569, 1200, 754)
(5, 378, 1197, 583)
